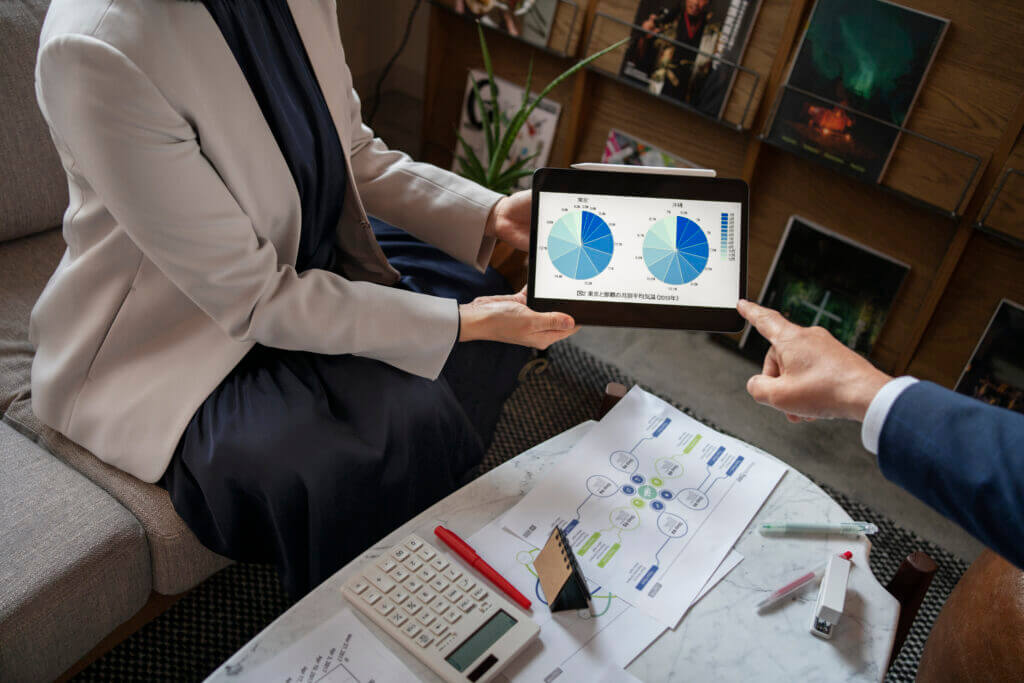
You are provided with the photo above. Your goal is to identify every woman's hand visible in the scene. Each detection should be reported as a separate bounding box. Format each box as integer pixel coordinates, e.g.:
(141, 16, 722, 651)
(459, 288, 578, 349)
(485, 190, 532, 252)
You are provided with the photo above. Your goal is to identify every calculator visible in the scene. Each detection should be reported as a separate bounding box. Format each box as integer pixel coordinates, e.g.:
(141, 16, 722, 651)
(342, 534, 540, 683)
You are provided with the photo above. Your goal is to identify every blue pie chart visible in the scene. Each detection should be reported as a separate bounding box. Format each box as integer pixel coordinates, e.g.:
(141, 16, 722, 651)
(548, 210, 614, 280)
(643, 216, 709, 285)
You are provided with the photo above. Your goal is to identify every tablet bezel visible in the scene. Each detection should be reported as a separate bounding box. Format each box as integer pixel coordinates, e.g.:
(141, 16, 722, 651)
(527, 167, 748, 332)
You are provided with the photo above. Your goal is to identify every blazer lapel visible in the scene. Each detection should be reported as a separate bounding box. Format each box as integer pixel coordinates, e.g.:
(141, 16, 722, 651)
(180, 2, 303, 265)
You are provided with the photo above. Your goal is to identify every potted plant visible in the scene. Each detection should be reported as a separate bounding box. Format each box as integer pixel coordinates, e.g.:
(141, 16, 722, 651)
(455, 24, 629, 194)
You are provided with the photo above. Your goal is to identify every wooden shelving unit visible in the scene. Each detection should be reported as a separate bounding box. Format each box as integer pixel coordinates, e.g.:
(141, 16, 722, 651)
(421, 0, 1024, 384)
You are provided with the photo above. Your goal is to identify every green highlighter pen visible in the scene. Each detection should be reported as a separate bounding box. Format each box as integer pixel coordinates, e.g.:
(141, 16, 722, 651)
(759, 521, 879, 536)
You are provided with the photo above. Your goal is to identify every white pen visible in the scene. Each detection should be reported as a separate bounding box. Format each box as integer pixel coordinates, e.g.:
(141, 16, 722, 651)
(759, 521, 878, 536)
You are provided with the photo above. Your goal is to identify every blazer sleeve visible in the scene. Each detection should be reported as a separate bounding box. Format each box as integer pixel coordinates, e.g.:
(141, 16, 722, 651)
(343, 66, 502, 272)
(878, 381, 1024, 569)
(36, 34, 459, 380)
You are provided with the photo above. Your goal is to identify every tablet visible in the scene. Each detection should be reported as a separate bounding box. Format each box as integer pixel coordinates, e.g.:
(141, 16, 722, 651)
(527, 167, 748, 332)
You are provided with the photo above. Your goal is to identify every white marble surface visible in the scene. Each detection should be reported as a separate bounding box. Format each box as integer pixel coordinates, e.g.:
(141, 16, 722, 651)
(208, 421, 898, 682)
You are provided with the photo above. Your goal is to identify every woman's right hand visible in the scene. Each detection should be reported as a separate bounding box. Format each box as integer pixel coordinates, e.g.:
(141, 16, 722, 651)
(458, 288, 578, 349)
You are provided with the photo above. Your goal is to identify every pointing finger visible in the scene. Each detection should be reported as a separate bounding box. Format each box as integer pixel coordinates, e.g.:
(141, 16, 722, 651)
(737, 299, 789, 344)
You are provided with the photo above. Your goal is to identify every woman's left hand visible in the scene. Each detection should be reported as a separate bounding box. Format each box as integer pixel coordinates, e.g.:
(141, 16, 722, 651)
(485, 190, 531, 252)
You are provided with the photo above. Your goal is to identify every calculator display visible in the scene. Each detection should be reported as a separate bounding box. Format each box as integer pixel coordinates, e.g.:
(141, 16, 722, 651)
(444, 610, 517, 672)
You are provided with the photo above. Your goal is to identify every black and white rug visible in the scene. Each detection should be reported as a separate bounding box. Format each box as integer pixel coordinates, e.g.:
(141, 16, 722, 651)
(75, 342, 969, 682)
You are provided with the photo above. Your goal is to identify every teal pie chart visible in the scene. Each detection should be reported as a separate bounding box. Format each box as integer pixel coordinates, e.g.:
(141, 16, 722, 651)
(548, 210, 614, 280)
(643, 216, 709, 285)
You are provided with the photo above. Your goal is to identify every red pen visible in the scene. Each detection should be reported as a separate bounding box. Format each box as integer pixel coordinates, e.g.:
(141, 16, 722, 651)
(434, 525, 532, 610)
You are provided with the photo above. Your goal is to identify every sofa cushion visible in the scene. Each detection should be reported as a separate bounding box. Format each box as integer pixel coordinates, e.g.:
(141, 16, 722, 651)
(0, 227, 63, 415)
(1, 228, 232, 595)
(5, 402, 233, 594)
(0, 0, 69, 242)
(0, 421, 150, 682)
(5, 402, 233, 597)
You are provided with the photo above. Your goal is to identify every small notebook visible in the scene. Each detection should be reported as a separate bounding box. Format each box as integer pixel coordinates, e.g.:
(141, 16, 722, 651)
(534, 526, 594, 614)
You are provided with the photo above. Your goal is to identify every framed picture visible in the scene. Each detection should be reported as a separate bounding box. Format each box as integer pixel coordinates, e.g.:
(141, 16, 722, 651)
(451, 0, 558, 49)
(452, 70, 562, 191)
(766, 0, 948, 182)
(740, 216, 909, 362)
(955, 300, 1024, 415)
(619, 0, 764, 119)
(601, 128, 700, 168)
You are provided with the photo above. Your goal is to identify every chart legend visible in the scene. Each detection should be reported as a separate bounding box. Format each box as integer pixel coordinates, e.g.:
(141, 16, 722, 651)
(720, 212, 736, 261)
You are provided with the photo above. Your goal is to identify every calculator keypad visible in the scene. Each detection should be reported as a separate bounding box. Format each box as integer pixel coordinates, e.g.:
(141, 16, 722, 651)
(345, 533, 509, 663)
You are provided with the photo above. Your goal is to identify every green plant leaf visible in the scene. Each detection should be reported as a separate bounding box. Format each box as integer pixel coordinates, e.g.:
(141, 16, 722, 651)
(486, 37, 630, 183)
(455, 155, 481, 182)
(493, 170, 536, 194)
(477, 23, 501, 161)
(493, 152, 538, 187)
(455, 132, 487, 182)
(522, 55, 534, 110)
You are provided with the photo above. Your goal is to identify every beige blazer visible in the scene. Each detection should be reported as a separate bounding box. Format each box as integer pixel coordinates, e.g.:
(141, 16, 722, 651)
(31, 0, 502, 482)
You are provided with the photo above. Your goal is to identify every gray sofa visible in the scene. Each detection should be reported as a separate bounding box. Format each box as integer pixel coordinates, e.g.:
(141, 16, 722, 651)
(1, 3, 231, 680)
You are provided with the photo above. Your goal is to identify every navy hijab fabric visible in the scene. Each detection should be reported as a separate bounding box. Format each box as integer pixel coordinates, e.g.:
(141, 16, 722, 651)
(162, 1, 529, 598)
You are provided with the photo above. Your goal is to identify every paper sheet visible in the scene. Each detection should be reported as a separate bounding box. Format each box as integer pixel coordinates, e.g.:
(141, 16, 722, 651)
(695, 550, 743, 607)
(214, 607, 416, 682)
(469, 521, 658, 682)
(501, 387, 785, 627)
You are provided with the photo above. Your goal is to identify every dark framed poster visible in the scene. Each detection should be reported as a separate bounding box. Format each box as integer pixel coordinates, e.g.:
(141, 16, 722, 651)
(955, 299, 1024, 415)
(740, 216, 909, 362)
(619, 0, 763, 119)
(765, 0, 948, 182)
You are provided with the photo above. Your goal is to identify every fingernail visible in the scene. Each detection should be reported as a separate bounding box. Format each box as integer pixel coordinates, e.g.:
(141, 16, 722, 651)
(561, 318, 574, 330)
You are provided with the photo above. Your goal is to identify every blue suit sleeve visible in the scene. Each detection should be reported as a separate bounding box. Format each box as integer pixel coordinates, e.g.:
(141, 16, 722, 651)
(878, 381, 1024, 569)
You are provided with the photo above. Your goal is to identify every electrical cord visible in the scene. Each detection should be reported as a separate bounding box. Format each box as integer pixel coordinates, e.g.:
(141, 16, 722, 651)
(366, 0, 425, 127)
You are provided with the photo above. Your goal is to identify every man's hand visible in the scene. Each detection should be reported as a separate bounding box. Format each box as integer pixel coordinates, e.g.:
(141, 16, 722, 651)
(459, 287, 578, 349)
(485, 190, 531, 252)
(737, 299, 891, 423)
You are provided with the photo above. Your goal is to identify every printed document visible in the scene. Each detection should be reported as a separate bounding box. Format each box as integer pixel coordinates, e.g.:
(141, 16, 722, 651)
(215, 607, 415, 682)
(501, 386, 785, 627)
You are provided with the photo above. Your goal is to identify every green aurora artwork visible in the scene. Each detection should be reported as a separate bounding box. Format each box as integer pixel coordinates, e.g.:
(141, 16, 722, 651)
(767, 0, 947, 182)
(792, 0, 947, 126)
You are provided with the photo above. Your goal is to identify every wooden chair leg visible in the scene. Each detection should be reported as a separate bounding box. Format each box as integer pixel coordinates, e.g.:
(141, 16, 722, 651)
(597, 382, 628, 419)
(885, 550, 937, 667)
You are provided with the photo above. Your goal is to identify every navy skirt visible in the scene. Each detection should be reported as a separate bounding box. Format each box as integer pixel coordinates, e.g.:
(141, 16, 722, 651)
(161, 220, 530, 597)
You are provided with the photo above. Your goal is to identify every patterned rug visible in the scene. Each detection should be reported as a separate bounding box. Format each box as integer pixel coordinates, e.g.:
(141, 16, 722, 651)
(74, 341, 969, 682)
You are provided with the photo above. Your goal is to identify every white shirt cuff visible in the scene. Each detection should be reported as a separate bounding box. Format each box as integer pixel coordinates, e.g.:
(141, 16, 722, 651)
(861, 376, 919, 454)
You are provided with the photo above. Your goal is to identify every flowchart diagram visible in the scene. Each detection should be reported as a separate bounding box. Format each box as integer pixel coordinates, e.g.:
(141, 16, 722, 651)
(468, 521, 665, 682)
(554, 415, 749, 593)
(501, 387, 786, 626)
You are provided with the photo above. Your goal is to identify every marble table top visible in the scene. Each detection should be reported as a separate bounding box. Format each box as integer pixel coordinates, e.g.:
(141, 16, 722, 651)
(209, 421, 898, 682)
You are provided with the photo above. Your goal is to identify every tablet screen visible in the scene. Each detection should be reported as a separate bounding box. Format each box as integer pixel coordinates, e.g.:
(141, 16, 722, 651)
(534, 191, 741, 309)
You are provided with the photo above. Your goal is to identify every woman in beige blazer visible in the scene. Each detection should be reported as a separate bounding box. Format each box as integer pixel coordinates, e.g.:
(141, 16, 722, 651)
(33, 0, 577, 596)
